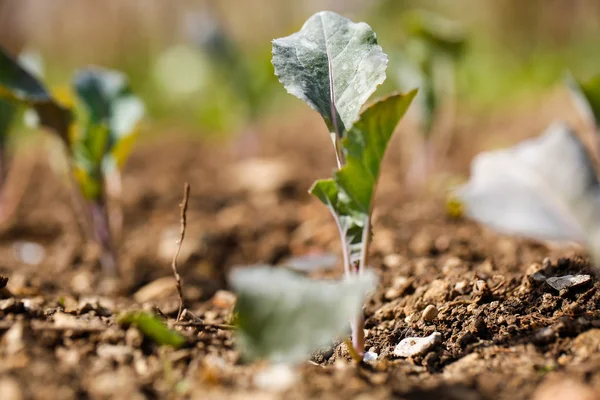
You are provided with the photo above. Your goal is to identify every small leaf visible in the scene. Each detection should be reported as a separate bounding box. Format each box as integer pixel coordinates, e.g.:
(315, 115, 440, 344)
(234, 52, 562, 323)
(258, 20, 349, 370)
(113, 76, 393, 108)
(0, 46, 71, 142)
(230, 266, 377, 364)
(336, 90, 418, 213)
(566, 73, 600, 130)
(456, 121, 600, 264)
(119, 312, 186, 348)
(272, 11, 388, 137)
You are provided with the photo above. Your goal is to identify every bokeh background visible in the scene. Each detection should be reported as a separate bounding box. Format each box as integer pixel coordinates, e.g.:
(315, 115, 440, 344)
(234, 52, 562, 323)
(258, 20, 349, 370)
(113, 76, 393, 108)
(1, 0, 599, 143)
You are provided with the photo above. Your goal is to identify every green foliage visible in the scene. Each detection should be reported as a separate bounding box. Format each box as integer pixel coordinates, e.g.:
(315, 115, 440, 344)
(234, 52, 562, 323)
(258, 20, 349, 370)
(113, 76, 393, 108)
(72, 67, 144, 199)
(231, 266, 376, 364)
(0, 46, 71, 142)
(119, 312, 186, 348)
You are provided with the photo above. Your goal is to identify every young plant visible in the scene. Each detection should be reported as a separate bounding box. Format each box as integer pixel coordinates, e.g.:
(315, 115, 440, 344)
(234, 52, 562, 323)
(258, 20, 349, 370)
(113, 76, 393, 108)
(71, 67, 145, 275)
(272, 11, 416, 356)
(456, 121, 600, 265)
(231, 266, 376, 364)
(0, 47, 143, 275)
(396, 11, 466, 187)
(184, 6, 275, 154)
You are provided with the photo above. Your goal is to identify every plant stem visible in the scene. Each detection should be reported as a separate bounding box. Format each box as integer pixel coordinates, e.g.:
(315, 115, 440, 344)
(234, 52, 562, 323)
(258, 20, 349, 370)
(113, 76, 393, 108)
(88, 198, 118, 276)
(350, 215, 371, 357)
(350, 314, 365, 356)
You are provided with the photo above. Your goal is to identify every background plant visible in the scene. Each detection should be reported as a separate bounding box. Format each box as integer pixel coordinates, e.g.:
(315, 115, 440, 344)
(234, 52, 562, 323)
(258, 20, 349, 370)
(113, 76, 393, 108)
(0, 46, 143, 276)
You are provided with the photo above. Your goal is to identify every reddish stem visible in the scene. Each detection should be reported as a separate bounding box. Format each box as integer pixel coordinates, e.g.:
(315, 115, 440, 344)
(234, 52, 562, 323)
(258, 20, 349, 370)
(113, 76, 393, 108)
(88, 199, 118, 276)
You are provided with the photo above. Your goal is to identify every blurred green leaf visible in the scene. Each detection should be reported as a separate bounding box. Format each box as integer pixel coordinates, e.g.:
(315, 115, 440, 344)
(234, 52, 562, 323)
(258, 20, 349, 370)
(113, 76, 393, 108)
(403, 10, 466, 60)
(72, 67, 144, 199)
(230, 266, 377, 364)
(272, 11, 388, 141)
(0, 46, 71, 142)
(119, 312, 186, 348)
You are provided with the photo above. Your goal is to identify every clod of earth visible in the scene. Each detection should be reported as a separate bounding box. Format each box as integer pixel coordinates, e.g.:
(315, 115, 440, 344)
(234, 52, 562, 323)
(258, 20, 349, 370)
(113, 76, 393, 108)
(546, 274, 591, 291)
(393, 331, 442, 358)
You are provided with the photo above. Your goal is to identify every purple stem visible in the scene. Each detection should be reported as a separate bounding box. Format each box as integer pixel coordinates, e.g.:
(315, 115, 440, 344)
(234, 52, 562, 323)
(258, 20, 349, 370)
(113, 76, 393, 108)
(88, 198, 118, 276)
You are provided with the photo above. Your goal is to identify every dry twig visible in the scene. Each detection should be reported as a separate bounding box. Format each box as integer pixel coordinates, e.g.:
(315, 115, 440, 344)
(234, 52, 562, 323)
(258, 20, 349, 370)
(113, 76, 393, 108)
(172, 182, 190, 321)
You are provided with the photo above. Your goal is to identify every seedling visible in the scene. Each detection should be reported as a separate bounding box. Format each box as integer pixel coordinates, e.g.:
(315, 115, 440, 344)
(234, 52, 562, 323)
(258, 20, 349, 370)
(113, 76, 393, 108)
(397, 11, 466, 187)
(272, 11, 416, 357)
(0, 46, 144, 275)
(71, 67, 144, 274)
(231, 266, 376, 364)
(456, 121, 600, 265)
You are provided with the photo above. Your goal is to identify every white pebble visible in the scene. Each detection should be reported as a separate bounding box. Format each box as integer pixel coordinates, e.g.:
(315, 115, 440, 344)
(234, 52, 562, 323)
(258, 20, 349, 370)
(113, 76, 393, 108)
(393, 332, 442, 358)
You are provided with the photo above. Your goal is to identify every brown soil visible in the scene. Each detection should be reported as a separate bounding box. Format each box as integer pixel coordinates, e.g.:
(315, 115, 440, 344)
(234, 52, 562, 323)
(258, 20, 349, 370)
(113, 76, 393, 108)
(1, 96, 599, 399)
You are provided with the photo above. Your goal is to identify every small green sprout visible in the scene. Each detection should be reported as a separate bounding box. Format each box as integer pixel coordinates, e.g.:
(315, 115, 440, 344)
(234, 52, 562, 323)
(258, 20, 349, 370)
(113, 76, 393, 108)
(119, 311, 186, 348)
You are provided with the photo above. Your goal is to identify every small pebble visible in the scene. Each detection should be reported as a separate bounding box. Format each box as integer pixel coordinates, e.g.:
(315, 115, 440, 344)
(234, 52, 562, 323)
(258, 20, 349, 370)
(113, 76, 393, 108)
(13, 241, 45, 266)
(421, 305, 439, 322)
(546, 275, 591, 291)
(393, 332, 442, 358)
(363, 351, 378, 363)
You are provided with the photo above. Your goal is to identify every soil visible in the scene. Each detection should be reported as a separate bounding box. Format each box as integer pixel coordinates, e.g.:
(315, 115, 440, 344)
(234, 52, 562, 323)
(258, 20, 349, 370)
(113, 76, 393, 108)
(1, 95, 600, 400)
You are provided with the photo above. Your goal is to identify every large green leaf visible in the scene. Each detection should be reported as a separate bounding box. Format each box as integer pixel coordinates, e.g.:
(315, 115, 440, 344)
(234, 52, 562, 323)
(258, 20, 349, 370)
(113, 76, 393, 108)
(566, 73, 600, 130)
(72, 67, 144, 199)
(310, 91, 417, 262)
(0, 46, 71, 142)
(231, 266, 377, 364)
(272, 11, 388, 138)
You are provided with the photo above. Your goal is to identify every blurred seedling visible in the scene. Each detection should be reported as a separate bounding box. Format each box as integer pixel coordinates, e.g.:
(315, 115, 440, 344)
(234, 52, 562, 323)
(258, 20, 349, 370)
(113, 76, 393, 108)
(0, 46, 144, 276)
(269, 11, 416, 358)
(395, 10, 467, 189)
(456, 121, 600, 266)
(181, 4, 276, 154)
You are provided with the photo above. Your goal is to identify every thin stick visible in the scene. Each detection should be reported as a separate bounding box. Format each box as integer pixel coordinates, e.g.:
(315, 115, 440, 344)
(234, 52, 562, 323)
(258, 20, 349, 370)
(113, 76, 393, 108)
(172, 182, 190, 321)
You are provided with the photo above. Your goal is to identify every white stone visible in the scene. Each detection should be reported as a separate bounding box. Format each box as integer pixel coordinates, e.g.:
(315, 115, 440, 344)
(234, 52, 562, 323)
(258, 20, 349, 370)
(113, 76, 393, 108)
(393, 332, 442, 358)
